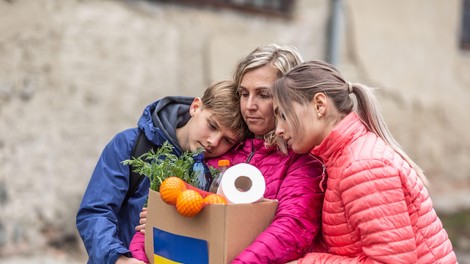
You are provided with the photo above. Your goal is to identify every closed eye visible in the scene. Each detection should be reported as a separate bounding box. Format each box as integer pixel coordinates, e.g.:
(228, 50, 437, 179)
(238, 87, 272, 100)
(237, 88, 248, 98)
(274, 106, 279, 116)
(274, 106, 286, 120)
(224, 137, 236, 145)
(208, 121, 217, 131)
(259, 91, 272, 99)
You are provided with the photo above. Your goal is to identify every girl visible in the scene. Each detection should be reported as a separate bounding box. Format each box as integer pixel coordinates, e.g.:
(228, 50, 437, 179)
(273, 60, 457, 263)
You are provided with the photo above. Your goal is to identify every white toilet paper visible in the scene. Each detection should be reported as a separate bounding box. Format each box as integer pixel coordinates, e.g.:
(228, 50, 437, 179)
(216, 163, 266, 204)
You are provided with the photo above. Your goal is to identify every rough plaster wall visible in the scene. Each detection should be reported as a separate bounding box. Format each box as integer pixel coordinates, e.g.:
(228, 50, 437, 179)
(0, 0, 327, 257)
(0, 0, 469, 260)
(0, 0, 187, 257)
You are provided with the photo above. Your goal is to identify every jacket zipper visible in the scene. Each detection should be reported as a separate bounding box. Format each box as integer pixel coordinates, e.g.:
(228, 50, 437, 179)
(245, 139, 255, 163)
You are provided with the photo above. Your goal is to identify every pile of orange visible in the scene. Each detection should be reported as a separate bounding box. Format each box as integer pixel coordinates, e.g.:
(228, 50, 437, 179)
(159, 176, 187, 205)
(159, 177, 227, 217)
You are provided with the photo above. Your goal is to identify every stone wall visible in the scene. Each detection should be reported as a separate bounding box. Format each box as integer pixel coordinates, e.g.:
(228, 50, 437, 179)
(0, 0, 468, 260)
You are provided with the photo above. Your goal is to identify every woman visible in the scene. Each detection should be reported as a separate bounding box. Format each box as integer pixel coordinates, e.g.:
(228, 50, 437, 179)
(273, 60, 457, 263)
(131, 44, 325, 264)
(206, 44, 325, 264)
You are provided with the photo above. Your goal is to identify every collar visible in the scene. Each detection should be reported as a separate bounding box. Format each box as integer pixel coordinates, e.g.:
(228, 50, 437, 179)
(310, 112, 368, 164)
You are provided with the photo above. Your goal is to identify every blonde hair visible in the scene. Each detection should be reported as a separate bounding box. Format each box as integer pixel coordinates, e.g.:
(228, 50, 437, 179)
(233, 44, 303, 151)
(273, 60, 428, 184)
(201, 80, 250, 141)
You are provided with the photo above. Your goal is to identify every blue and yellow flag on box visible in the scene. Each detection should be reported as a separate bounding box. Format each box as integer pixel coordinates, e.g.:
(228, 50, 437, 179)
(153, 227, 209, 264)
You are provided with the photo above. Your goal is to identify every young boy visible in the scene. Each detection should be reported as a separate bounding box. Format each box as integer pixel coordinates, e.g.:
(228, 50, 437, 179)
(76, 80, 249, 264)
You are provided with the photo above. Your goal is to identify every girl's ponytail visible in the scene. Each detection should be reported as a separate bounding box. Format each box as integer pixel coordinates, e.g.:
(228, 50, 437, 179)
(352, 83, 428, 185)
(274, 60, 428, 185)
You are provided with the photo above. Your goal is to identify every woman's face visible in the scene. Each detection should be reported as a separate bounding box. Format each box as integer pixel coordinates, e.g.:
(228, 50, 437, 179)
(238, 65, 279, 137)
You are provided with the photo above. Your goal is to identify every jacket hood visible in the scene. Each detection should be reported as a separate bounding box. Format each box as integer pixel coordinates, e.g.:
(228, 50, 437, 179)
(137, 96, 195, 154)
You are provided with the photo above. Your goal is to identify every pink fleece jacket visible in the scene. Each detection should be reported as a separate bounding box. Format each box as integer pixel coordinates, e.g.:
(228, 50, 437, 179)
(298, 112, 456, 263)
(129, 138, 326, 264)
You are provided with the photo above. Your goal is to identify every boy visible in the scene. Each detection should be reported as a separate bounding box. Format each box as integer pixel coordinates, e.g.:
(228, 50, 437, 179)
(76, 80, 248, 264)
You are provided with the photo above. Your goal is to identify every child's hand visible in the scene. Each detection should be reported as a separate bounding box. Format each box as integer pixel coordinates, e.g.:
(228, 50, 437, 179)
(135, 207, 147, 234)
(116, 255, 147, 264)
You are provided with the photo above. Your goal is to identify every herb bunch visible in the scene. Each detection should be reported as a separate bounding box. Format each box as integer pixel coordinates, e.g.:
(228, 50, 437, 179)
(122, 141, 203, 191)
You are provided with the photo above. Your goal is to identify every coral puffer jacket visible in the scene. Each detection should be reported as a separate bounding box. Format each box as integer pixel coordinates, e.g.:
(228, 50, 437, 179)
(207, 138, 326, 264)
(298, 112, 456, 263)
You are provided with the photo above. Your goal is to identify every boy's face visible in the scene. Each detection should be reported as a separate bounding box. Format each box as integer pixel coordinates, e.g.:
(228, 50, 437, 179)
(181, 98, 239, 158)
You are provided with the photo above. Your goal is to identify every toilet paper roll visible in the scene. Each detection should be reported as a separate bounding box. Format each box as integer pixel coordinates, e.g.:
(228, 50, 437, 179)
(217, 163, 266, 204)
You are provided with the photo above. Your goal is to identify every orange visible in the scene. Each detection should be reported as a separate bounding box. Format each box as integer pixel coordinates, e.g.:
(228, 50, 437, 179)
(175, 190, 204, 217)
(159, 177, 186, 205)
(203, 194, 227, 205)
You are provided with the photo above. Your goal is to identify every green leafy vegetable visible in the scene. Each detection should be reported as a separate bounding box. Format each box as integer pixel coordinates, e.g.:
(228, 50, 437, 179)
(122, 141, 203, 191)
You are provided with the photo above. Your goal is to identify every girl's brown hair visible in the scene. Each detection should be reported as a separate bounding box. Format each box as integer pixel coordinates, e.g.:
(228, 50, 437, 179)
(273, 60, 428, 184)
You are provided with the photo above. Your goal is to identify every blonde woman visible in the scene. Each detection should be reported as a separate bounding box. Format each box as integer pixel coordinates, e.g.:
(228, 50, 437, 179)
(131, 45, 326, 264)
(207, 45, 325, 264)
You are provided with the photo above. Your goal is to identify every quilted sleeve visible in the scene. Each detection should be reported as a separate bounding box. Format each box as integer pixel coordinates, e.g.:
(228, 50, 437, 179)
(300, 159, 418, 264)
(232, 154, 325, 264)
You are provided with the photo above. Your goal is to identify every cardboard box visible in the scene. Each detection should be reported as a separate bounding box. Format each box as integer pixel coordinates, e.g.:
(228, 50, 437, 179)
(145, 189, 278, 264)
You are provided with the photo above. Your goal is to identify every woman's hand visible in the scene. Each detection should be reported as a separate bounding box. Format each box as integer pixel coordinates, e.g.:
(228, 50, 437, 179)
(135, 207, 147, 234)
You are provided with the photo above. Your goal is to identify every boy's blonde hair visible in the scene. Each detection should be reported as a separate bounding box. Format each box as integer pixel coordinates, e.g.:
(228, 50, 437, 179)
(201, 80, 250, 141)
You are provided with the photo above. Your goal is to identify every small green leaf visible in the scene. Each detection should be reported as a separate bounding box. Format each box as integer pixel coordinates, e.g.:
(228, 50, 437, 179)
(122, 141, 204, 191)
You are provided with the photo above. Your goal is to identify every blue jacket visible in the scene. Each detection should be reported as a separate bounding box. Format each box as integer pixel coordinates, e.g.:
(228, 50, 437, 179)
(76, 96, 194, 264)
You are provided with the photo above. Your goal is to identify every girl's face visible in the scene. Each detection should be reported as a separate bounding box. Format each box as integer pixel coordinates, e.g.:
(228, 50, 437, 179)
(275, 101, 325, 154)
(238, 65, 279, 137)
